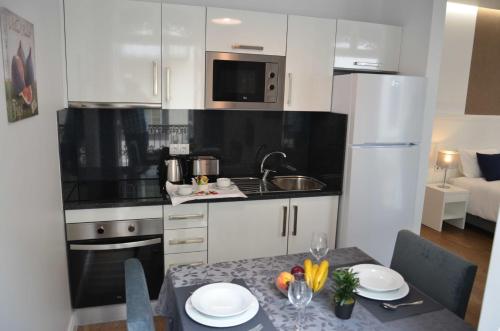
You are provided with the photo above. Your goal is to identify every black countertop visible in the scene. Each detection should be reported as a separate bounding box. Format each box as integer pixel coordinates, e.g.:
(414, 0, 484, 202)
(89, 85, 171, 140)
(63, 188, 341, 210)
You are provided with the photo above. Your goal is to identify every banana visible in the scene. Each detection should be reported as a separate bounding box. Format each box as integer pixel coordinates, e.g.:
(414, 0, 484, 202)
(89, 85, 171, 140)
(304, 259, 313, 288)
(311, 264, 319, 284)
(313, 260, 329, 292)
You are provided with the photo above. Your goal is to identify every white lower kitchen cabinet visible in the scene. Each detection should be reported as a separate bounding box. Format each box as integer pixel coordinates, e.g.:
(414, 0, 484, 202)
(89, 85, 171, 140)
(208, 196, 339, 263)
(165, 251, 207, 272)
(287, 196, 339, 254)
(208, 199, 289, 264)
(163, 203, 208, 273)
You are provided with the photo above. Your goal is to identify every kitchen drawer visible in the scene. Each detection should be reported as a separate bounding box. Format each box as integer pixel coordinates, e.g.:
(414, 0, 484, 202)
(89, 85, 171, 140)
(164, 251, 207, 271)
(164, 228, 207, 254)
(163, 203, 208, 229)
(65, 206, 162, 224)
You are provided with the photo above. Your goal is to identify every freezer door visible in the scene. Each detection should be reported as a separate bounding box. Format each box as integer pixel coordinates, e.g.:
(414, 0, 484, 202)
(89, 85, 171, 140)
(351, 75, 426, 144)
(338, 145, 420, 265)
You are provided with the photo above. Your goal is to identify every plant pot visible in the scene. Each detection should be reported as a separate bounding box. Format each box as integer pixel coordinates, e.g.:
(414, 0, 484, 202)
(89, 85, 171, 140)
(334, 300, 355, 320)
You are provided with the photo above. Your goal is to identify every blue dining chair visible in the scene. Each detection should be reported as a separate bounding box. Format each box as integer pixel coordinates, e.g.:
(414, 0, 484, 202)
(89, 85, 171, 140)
(125, 258, 155, 331)
(390, 230, 477, 319)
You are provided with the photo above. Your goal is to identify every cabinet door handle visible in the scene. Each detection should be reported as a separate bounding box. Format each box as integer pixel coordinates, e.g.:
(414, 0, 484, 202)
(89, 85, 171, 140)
(353, 61, 382, 68)
(168, 238, 204, 245)
(165, 66, 171, 102)
(282, 206, 288, 237)
(292, 205, 298, 236)
(168, 214, 204, 221)
(287, 73, 292, 106)
(231, 44, 264, 51)
(153, 61, 159, 96)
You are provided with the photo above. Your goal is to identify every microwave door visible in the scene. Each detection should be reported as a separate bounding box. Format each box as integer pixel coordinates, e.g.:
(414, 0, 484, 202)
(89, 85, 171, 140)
(205, 52, 285, 110)
(213, 60, 266, 102)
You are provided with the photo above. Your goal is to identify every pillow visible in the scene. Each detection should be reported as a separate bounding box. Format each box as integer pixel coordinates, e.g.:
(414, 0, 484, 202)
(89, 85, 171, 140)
(476, 153, 500, 181)
(458, 149, 498, 177)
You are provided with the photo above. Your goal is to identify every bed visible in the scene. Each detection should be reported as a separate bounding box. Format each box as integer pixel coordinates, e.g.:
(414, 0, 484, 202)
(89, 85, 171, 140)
(449, 177, 499, 233)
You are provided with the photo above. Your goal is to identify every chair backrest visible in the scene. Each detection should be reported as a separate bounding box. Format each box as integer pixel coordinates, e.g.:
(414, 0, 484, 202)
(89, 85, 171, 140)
(125, 258, 155, 331)
(390, 230, 477, 318)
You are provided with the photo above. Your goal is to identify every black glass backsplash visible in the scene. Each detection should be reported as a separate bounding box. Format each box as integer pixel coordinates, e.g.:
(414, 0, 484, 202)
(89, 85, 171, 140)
(57, 108, 347, 203)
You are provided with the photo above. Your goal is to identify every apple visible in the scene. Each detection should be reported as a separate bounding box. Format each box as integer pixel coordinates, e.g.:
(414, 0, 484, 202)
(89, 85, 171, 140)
(276, 272, 294, 292)
(290, 265, 305, 275)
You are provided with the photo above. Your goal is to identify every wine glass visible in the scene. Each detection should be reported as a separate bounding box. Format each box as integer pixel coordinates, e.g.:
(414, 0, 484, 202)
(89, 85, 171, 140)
(288, 273, 313, 331)
(310, 232, 329, 262)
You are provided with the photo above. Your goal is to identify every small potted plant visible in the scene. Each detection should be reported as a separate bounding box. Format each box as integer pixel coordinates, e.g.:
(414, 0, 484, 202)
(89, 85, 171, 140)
(332, 268, 360, 320)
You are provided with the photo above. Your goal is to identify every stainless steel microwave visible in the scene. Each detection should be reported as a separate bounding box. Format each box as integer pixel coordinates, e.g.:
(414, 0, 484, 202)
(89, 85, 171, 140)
(205, 52, 286, 110)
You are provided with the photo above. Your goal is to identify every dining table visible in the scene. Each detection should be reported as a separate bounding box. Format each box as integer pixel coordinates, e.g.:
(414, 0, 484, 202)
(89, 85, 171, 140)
(156, 247, 474, 331)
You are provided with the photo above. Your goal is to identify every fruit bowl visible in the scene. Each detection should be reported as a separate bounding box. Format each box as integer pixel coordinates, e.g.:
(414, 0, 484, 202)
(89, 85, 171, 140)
(274, 259, 329, 297)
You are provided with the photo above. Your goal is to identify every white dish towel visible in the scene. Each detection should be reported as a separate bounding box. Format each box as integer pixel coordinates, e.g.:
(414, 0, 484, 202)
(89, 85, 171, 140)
(166, 182, 247, 206)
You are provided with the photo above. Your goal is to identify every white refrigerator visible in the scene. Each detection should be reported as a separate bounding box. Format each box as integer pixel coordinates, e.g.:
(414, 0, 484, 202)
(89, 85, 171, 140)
(334, 74, 426, 266)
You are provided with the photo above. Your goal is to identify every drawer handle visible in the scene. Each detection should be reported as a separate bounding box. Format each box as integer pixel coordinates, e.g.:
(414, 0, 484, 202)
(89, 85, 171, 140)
(232, 44, 264, 51)
(153, 61, 159, 96)
(282, 206, 288, 237)
(169, 238, 204, 245)
(292, 205, 298, 236)
(353, 61, 382, 67)
(168, 214, 204, 220)
(169, 261, 205, 268)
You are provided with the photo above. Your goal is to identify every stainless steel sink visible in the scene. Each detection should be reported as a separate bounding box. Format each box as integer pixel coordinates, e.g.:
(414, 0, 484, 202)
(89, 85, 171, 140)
(230, 177, 281, 195)
(270, 176, 326, 192)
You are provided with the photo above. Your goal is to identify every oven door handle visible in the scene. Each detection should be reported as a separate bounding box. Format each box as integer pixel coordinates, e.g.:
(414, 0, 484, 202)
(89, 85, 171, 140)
(69, 238, 162, 251)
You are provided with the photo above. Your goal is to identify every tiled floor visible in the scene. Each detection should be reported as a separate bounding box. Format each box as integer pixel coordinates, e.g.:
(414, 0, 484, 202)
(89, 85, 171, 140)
(421, 223, 494, 328)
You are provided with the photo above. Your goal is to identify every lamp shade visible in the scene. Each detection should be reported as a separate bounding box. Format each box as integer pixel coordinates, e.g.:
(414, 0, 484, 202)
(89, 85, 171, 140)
(436, 150, 458, 169)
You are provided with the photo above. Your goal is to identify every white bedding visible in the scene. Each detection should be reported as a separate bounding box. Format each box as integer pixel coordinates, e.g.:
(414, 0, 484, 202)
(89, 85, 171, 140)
(449, 177, 500, 222)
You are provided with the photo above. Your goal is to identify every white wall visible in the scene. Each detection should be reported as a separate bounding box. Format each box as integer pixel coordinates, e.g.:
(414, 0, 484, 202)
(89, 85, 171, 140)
(0, 0, 72, 330)
(429, 1, 500, 183)
(436, 2, 477, 115)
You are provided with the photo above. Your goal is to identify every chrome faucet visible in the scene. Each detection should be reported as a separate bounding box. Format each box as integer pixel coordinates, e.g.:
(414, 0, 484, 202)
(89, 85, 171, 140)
(260, 151, 287, 181)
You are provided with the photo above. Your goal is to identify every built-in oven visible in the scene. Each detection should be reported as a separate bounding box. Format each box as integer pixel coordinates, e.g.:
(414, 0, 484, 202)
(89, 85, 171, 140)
(205, 51, 286, 110)
(66, 218, 164, 308)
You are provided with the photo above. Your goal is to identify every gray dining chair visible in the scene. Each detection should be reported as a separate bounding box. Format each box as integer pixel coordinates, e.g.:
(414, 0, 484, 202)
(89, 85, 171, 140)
(125, 258, 155, 331)
(390, 230, 477, 319)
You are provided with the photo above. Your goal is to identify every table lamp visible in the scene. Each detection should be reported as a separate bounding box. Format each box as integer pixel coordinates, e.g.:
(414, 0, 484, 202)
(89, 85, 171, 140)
(436, 150, 458, 189)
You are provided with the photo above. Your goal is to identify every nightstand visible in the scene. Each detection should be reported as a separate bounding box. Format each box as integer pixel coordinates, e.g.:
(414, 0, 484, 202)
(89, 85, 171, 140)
(422, 184, 469, 232)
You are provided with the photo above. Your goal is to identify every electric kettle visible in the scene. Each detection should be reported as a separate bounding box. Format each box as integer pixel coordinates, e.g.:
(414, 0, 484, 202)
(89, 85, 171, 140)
(165, 157, 184, 184)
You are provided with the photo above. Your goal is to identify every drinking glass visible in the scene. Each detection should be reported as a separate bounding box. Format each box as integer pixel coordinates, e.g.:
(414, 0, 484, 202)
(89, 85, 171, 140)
(310, 232, 329, 262)
(288, 273, 313, 331)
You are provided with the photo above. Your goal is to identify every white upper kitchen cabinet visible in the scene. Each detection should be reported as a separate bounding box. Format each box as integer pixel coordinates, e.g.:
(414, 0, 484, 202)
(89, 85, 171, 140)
(287, 196, 338, 254)
(65, 0, 161, 105)
(285, 16, 336, 111)
(334, 20, 402, 72)
(162, 4, 206, 109)
(208, 199, 289, 264)
(206, 8, 287, 56)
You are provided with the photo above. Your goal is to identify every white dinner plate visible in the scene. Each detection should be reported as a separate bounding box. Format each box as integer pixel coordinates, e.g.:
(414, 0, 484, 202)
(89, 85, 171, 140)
(351, 264, 405, 292)
(190, 283, 255, 317)
(356, 281, 410, 301)
(185, 295, 259, 328)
